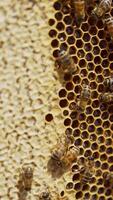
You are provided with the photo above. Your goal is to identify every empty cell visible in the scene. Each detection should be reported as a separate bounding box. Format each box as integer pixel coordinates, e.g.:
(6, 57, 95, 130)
(51, 39, 59, 47)
(59, 99, 68, 108)
(54, 1, 61, 10)
(90, 133, 97, 141)
(92, 100, 99, 108)
(95, 119, 102, 126)
(95, 160, 101, 167)
(83, 140, 90, 148)
(45, 113, 53, 122)
(74, 182, 81, 190)
(84, 192, 90, 199)
(89, 26, 97, 35)
(102, 59, 109, 68)
(60, 42, 68, 50)
(76, 191, 83, 199)
(75, 29, 82, 38)
(79, 113, 86, 121)
(91, 91, 98, 99)
(70, 111, 78, 119)
(73, 75, 81, 84)
(74, 138, 82, 146)
(88, 72, 96, 81)
(88, 124, 95, 132)
(98, 187, 104, 194)
(108, 42, 113, 52)
(63, 15, 72, 25)
(62, 5, 70, 14)
(74, 85, 81, 93)
(64, 118, 71, 126)
(73, 129, 80, 137)
(59, 88, 67, 97)
(49, 18, 55, 26)
(99, 145, 106, 152)
(103, 121, 110, 129)
(91, 36, 99, 45)
(90, 81, 98, 90)
(109, 53, 113, 61)
(66, 81, 74, 90)
(95, 65, 102, 74)
(72, 120, 79, 128)
(87, 62, 95, 71)
(101, 112, 109, 120)
(69, 101, 77, 110)
(81, 131, 89, 139)
(67, 92, 75, 101)
(93, 46, 100, 55)
(76, 39, 83, 48)
(100, 154, 107, 161)
(98, 136, 105, 144)
(86, 116, 94, 124)
(56, 22, 65, 31)
(110, 114, 113, 122)
(83, 33, 90, 42)
(101, 49, 108, 58)
(91, 142, 98, 150)
(65, 127, 72, 135)
(66, 26, 73, 35)
(53, 49, 60, 58)
(79, 59, 87, 68)
(84, 43, 92, 51)
(101, 162, 109, 170)
(66, 182, 74, 190)
(98, 30, 105, 39)
(67, 36, 75, 44)
(93, 109, 101, 117)
(63, 109, 69, 116)
(69, 46, 76, 54)
(86, 106, 93, 114)
(84, 149, 92, 157)
(80, 69, 88, 77)
(90, 185, 97, 193)
(99, 196, 105, 200)
(58, 32, 66, 41)
(99, 40, 107, 49)
(96, 75, 104, 83)
(98, 84, 104, 93)
(77, 49, 85, 58)
(94, 56, 101, 64)
(106, 138, 112, 146)
(96, 127, 103, 135)
(106, 147, 113, 154)
(80, 122, 87, 130)
(55, 12, 63, 21)
(81, 23, 89, 32)
(49, 29, 57, 38)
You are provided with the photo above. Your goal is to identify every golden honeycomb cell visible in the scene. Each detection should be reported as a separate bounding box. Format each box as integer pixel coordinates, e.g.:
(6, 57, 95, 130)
(49, 0, 113, 199)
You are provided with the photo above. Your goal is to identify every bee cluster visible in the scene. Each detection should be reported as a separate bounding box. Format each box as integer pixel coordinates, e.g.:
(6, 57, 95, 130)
(48, 0, 113, 199)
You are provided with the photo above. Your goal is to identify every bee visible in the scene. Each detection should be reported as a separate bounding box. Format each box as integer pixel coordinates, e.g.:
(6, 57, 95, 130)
(71, 0, 85, 26)
(77, 84, 90, 111)
(103, 172, 113, 187)
(78, 156, 95, 184)
(103, 15, 113, 39)
(47, 136, 79, 178)
(17, 164, 34, 192)
(55, 50, 77, 82)
(92, 0, 112, 18)
(104, 77, 113, 92)
(99, 92, 113, 102)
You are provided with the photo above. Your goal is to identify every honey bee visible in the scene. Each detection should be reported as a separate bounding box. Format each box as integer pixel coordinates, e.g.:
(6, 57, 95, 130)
(78, 156, 95, 184)
(92, 0, 112, 18)
(77, 84, 90, 111)
(71, 0, 85, 26)
(99, 92, 113, 102)
(47, 136, 79, 178)
(55, 50, 77, 82)
(103, 172, 113, 186)
(103, 15, 113, 39)
(104, 77, 113, 92)
(17, 164, 34, 192)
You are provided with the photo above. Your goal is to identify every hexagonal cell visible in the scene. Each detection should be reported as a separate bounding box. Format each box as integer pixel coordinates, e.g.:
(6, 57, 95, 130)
(55, 12, 63, 21)
(49, 29, 57, 38)
(76, 39, 83, 48)
(81, 23, 89, 32)
(67, 36, 75, 44)
(63, 15, 73, 25)
(77, 49, 85, 58)
(75, 29, 82, 38)
(51, 39, 59, 48)
(53, 1, 62, 10)
(58, 32, 66, 41)
(56, 21, 65, 31)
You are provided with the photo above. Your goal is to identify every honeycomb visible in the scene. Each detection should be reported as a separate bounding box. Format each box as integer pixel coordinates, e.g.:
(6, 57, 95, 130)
(49, 0, 113, 199)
